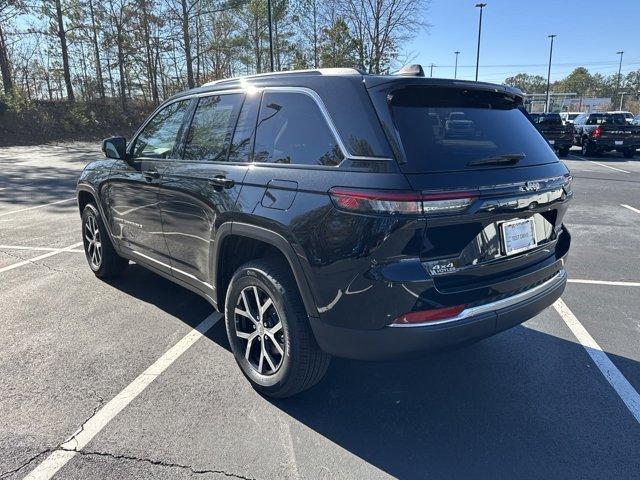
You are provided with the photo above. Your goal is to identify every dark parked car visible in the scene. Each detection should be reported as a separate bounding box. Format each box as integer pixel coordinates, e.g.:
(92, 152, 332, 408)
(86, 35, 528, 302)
(528, 112, 573, 157)
(573, 112, 640, 157)
(77, 68, 572, 397)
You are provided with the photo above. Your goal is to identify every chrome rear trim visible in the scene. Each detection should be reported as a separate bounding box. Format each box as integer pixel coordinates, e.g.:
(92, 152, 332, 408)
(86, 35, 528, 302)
(389, 268, 566, 328)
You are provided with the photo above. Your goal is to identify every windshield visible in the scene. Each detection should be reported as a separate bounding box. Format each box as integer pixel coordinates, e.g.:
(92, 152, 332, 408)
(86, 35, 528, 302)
(389, 86, 557, 172)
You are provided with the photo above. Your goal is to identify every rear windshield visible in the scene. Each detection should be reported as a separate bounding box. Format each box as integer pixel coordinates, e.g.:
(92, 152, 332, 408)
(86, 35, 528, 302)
(530, 113, 563, 125)
(588, 114, 627, 125)
(390, 87, 557, 172)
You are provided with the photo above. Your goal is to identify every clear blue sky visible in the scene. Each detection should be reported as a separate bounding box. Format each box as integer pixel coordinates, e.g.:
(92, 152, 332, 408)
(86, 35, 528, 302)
(407, 0, 640, 83)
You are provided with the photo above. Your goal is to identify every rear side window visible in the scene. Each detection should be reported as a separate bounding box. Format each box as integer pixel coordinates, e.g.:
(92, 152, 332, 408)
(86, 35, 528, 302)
(390, 87, 558, 173)
(182, 94, 243, 162)
(133, 100, 190, 159)
(253, 92, 344, 166)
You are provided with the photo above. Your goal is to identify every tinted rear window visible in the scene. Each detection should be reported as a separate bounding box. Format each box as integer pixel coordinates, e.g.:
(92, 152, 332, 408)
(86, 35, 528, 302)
(588, 114, 626, 125)
(390, 87, 557, 172)
(531, 113, 562, 125)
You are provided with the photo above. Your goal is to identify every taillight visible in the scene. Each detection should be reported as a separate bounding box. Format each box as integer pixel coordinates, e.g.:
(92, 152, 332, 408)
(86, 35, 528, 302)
(393, 304, 466, 325)
(328, 188, 476, 216)
(592, 126, 601, 139)
(421, 191, 477, 214)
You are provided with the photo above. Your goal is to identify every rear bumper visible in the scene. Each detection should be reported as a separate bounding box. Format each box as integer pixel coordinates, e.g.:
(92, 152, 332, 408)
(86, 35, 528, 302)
(591, 139, 640, 150)
(310, 268, 566, 360)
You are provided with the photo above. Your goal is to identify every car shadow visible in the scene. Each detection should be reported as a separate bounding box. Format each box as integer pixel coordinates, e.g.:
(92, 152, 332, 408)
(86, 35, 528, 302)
(104, 264, 640, 479)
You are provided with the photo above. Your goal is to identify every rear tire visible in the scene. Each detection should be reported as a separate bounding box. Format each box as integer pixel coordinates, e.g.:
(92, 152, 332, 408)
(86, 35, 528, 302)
(81, 203, 128, 278)
(582, 138, 596, 156)
(558, 147, 570, 158)
(224, 259, 330, 398)
(622, 148, 635, 159)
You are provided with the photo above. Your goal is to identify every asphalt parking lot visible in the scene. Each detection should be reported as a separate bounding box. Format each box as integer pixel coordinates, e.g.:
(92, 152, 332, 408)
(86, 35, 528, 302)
(1, 143, 639, 480)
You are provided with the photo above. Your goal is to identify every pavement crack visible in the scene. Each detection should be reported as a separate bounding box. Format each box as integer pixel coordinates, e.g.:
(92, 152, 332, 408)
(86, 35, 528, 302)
(64, 449, 258, 479)
(0, 448, 54, 478)
(62, 389, 105, 450)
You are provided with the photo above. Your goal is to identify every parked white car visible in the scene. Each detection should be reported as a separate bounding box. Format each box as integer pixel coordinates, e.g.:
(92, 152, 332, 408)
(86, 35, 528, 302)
(559, 112, 584, 124)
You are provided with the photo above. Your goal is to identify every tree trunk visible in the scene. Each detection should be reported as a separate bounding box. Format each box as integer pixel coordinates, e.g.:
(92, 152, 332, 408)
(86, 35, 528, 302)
(55, 0, 74, 101)
(0, 22, 14, 94)
(180, 0, 195, 89)
(116, 25, 126, 111)
(140, 0, 159, 104)
(88, 0, 105, 99)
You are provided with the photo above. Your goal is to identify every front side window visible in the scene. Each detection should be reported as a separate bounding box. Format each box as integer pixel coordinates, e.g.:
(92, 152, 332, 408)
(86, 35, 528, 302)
(183, 94, 243, 162)
(133, 100, 190, 159)
(253, 92, 343, 166)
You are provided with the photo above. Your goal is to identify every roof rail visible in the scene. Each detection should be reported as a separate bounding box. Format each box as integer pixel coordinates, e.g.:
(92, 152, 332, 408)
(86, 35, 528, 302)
(202, 68, 364, 87)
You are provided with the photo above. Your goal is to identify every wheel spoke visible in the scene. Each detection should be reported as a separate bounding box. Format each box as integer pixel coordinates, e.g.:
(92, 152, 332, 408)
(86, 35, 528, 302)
(235, 307, 257, 324)
(257, 341, 265, 373)
(265, 332, 284, 355)
(268, 322, 282, 334)
(263, 344, 277, 371)
(252, 286, 261, 319)
(259, 297, 273, 318)
(245, 335, 255, 361)
(236, 330, 252, 339)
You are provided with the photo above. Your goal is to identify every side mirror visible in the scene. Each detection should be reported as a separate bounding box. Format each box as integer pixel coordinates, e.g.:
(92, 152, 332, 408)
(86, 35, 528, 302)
(102, 137, 127, 160)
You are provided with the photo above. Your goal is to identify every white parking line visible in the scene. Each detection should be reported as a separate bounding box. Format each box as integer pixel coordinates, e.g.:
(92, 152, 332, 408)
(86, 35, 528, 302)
(0, 245, 84, 253)
(568, 153, 633, 174)
(0, 198, 75, 218)
(553, 299, 640, 424)
(23, 313, 221, 480)
(0, 242, 83, 274)
(568, 279, 640, 287)
(621, 204, 640, 215)
(588, 161, 630, 174)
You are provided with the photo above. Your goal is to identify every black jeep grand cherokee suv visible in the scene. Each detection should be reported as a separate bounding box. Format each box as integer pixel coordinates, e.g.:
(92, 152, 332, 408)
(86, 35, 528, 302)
(77, 68, 572, 397)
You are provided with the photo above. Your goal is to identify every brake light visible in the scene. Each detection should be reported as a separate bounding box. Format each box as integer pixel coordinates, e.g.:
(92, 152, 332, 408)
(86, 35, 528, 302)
(592, 126, 601, 139)
(328, 188, 476, 216)
(393, 304, 466, 325)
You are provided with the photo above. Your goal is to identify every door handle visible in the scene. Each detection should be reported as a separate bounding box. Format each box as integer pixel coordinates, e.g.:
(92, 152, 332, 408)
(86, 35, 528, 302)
(143, 168, 160, 180)
(208, 176, 235, 189)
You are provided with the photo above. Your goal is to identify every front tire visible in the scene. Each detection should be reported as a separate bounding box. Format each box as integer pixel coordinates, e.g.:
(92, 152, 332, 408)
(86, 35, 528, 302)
(81, 203, 128, 278)
(224, 259, 330, 398)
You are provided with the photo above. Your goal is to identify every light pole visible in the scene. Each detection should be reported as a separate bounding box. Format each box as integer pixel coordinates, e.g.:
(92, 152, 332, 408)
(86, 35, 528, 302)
(545, 34, 556, 113)
(614, 50, 624, 108)
(267, 0, 274, 72)
(475, 3, 487, 81)
(429, 64, 435, 77)
(454, 51, 460, 79)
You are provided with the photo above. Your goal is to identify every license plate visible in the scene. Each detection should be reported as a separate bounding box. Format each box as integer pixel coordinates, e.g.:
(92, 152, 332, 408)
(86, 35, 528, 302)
(548, 140, 555, 145)
(615, 140, 624, 146)
(501, 218, 537, 256)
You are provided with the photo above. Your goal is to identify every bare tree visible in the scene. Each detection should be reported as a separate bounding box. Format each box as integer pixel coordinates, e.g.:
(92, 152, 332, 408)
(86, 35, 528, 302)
(339, 0, 429, 73)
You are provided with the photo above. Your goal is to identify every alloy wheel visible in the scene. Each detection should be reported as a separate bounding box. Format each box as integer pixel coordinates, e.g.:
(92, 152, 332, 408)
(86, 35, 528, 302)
(234, 285, 285, 375)
(84, 214, 102, 269)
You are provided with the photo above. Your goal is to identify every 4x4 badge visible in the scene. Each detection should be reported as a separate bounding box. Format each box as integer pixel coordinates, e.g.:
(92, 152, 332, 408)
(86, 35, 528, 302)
(521, 181, 541, 192)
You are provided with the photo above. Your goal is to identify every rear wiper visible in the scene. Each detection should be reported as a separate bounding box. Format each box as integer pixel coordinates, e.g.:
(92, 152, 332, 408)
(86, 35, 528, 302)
(467, 153, 526, 166)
